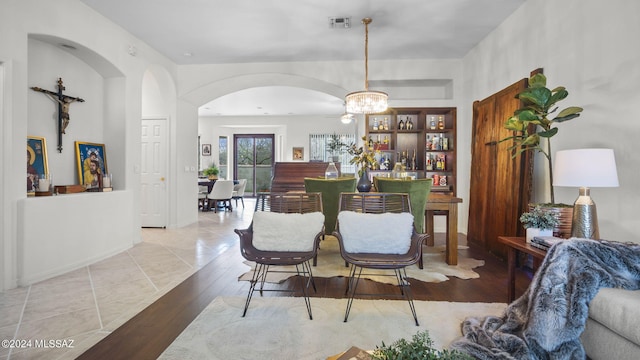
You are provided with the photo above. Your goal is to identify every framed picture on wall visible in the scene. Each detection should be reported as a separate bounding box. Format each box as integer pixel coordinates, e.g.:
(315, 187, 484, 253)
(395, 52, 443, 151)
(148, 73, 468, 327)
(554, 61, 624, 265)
(27, 136, 49, 195)
(75, 141, 108, 188)
(202, 144, 212, 156)
(292, 147, 304, 160)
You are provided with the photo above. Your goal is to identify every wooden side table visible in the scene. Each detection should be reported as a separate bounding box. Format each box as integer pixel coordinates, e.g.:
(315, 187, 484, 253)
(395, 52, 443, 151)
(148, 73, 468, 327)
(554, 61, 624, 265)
(425, 193, 462, 265)
(497, 236, 547, 302)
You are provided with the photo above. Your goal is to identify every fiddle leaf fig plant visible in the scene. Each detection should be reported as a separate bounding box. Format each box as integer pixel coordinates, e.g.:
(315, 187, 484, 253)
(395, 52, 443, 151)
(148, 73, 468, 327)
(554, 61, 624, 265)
(500, 73, 583, 204)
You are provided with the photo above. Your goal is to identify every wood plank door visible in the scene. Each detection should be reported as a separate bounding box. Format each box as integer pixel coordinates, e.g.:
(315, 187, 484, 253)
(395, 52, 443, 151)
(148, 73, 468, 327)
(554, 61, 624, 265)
(468, 79, 532, 258)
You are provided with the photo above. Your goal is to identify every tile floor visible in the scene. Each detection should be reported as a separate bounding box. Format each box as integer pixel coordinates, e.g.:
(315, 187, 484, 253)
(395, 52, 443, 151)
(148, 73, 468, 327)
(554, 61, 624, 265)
(0, 199, 254, 360)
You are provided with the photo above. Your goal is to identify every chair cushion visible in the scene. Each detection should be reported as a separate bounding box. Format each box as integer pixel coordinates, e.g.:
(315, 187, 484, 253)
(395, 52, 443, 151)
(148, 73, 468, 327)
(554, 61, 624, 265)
(338, 211, 414, 254)
(252, 211, 324, 252)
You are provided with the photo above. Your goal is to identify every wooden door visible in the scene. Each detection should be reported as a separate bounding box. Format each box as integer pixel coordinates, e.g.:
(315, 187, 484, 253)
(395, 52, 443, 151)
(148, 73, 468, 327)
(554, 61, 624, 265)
(468, 79, 532, 258)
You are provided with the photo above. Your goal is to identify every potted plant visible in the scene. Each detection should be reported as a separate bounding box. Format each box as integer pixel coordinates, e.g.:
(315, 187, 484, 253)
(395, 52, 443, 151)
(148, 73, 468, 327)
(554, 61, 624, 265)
(501, 73, 583, 204)
(327, 133, 348, 162)
(501, 73, 583, 237)
(203, 163, 219, 180)
(347, 136, 377, 192)
(520, 205, 560, 243)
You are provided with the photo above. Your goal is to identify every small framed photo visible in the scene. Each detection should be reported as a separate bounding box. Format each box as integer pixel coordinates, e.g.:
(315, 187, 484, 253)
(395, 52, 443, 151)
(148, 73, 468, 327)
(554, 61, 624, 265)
(75, 141, 108, 188)
(292, 147, 304, 160)
(202, 144, 212, 156)
(27, 136, 49, 195)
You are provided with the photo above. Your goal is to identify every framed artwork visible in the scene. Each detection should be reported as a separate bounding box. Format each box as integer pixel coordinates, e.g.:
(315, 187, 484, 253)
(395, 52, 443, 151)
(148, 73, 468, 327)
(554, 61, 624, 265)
(292, 147, 304, 160)
(27, 136, 49, 194)
(75, 141, 108, 188)
(202, 144, 212, 156)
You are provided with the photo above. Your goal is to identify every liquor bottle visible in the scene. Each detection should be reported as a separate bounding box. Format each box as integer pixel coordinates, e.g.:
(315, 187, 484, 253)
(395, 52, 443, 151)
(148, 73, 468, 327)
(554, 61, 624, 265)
(373, 118, 379, 131)
(442, 136, 449, 150)
(383, 135, 389, 145)
(425, 134, 431, 149)
(383, 155, 390, 170)
(398, 117, 405, 130)
(407, 117, 413, 130)
(430, 116, 436, 130)
(383, 117, 389, 130)
(401, 151, 407, 167)
(437, 115, 445, 130)
(376, 134, 381, 146)
(411, 150, 417, 170)
(439, 154, 446, 170)
(426, 154, 433, 170)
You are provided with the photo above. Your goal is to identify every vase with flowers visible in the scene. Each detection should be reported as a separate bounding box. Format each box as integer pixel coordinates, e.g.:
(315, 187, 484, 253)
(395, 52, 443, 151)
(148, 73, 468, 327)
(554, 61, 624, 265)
(520, 205, 560, 243)
(347, 136, 377, 192)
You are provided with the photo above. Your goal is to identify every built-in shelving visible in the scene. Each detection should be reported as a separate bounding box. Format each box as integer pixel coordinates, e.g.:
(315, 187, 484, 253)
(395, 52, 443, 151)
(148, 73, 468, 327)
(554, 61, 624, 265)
(365, 107, 457, 195)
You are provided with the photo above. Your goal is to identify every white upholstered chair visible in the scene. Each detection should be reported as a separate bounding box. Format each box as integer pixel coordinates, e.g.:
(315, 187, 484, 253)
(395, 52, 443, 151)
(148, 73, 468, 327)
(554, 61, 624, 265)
(232, 179, 247, 208)
(207, 180, 234, 212)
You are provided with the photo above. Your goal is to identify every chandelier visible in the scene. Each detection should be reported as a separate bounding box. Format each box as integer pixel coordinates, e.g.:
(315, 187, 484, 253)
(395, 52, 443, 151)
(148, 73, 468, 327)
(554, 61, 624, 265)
(345, 18, 388, 114)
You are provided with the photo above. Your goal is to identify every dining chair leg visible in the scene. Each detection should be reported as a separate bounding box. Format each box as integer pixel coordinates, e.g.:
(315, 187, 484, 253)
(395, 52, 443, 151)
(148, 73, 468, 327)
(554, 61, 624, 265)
(396, 268, 419, 326)
(242, 262, 264, 317)
(343, 266, 363, 323)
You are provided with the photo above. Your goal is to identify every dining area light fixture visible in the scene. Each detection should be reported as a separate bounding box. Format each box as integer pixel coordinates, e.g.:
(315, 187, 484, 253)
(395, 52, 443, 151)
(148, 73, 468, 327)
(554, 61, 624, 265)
(345, 18, 388, 114)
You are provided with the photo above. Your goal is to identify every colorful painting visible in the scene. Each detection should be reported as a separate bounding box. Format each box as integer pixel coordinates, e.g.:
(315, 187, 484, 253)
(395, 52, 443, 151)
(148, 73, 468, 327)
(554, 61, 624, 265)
(75, 141, 108, 188)
(27, 136, 49, 194)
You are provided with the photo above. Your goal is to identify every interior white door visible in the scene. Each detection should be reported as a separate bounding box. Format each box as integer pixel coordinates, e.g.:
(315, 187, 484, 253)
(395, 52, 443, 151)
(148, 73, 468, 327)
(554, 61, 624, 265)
(140, 118, 167, 228)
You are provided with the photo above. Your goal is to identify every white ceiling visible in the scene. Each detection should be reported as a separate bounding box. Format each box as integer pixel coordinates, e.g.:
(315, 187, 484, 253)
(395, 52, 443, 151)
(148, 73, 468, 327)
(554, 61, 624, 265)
(81, 0, 526, 116)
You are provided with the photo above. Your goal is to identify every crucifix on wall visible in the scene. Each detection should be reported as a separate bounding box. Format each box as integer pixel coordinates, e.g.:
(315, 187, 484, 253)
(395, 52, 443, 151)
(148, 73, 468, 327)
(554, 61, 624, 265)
(31, 78, 85, 152)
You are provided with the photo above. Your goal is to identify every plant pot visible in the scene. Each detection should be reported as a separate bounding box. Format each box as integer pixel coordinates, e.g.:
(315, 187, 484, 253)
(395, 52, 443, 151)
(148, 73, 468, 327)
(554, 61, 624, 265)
(529, 204, 574, 239)
(526, 228, 553, 243)
(208, 175, 218, 180)
(331, 155, 340, 162)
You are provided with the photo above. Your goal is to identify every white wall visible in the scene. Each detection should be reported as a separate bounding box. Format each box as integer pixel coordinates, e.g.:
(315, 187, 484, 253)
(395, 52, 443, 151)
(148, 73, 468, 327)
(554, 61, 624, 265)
(462, 0, 640, 243)
(0, 0, 182, 290)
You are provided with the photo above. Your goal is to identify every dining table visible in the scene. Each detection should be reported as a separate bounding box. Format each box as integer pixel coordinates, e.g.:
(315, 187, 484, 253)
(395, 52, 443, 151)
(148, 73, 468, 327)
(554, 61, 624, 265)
(198, 179, 217, 193)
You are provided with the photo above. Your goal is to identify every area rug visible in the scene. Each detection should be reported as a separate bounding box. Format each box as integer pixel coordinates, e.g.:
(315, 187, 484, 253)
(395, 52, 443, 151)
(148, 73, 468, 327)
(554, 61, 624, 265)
(238, 236, 484, 284)
(159, 296, 507, 360)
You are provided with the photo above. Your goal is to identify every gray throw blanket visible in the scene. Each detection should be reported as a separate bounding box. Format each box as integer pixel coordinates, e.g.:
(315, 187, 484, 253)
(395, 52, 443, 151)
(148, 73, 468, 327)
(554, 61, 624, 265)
(449, 238, 640, 359)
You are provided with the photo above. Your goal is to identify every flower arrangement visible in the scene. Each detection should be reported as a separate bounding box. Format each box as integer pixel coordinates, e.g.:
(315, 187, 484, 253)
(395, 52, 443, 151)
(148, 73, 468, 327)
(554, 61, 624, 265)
(520, 206, 559, 230)
(347, 136, 377, 177)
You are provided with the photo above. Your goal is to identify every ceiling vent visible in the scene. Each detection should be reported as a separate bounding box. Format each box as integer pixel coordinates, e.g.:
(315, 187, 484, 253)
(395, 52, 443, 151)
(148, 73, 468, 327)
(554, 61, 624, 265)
(328, 17, 351, 29)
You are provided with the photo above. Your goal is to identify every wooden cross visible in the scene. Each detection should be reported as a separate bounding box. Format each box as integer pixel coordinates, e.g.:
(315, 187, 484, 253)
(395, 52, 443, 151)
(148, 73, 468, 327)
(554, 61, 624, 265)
(31, 78, 85, 152)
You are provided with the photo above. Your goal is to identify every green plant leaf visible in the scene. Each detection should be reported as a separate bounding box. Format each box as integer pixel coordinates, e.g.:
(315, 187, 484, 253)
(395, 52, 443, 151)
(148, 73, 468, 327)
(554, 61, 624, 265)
(518, 87, 551, 109)
(547, 88, 568, 108)
(528, 73, 547, 88)
(537, 127, 558, 138)
(557, 106, 583, 116)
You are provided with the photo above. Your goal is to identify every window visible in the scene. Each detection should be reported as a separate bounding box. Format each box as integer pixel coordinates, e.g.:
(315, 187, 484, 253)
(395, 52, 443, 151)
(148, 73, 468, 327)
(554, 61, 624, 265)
(309, 133, 356, 174)
(218, 136, 228, 179)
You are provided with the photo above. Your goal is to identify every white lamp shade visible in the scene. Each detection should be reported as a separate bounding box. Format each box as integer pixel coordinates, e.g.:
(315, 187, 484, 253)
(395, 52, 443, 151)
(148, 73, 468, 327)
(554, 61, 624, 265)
(553, 148, 619, 187)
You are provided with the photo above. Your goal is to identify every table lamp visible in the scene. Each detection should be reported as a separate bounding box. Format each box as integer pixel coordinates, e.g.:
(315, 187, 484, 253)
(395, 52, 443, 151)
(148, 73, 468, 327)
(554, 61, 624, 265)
(553, 149, 619, 239)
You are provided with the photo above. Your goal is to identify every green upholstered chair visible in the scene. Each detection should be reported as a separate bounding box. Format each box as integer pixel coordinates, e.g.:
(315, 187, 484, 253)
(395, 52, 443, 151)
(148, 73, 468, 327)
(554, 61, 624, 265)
(374, 177, 433, 234)
(304, 177, 357, 235)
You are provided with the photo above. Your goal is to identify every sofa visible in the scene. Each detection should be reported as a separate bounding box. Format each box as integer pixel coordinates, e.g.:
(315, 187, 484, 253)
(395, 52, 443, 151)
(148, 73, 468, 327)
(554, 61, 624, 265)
(581, 288, 640, 360)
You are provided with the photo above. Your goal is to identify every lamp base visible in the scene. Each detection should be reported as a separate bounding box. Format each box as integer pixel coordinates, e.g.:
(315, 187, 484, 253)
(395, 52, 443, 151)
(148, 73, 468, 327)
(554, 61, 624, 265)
(571, 187, 599, 239)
